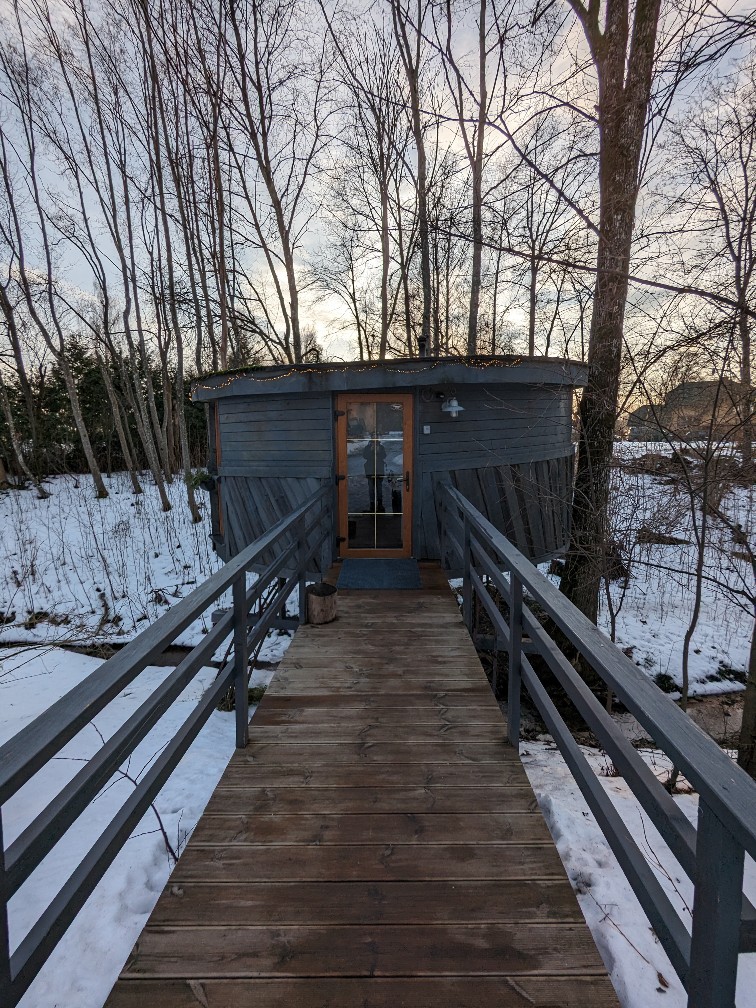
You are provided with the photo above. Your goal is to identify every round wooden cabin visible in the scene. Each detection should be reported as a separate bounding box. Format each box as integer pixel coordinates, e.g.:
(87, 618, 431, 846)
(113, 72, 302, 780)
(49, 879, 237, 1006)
(192, 356, 587, 573)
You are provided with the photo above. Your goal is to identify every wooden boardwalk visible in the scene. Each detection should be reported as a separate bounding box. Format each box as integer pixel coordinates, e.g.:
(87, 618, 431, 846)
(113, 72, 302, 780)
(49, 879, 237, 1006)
(106, 573, 618, 1007)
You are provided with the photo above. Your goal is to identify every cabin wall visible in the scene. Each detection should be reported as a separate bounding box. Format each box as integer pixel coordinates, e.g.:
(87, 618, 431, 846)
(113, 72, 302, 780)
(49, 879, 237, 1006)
(416, 384, 571, 468)
(210, 393, 334, 574)
(415, 456, 574, 564)
(220, 474, 334, 576)
(217, 394, 333, 478)
(414, 384, 574, 563)
(205, 382, 576, 571)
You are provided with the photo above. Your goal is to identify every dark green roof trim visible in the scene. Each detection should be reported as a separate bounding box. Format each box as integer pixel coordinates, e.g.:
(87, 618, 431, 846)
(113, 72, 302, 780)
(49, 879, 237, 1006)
(192, 355, 588, 402)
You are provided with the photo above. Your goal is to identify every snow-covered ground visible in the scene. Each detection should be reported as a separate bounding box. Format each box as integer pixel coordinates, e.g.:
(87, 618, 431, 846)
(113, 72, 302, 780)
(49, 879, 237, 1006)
(523, 741, 756, 1008)
(0, 473, 221, 647)
(0, 457, 753, 1007)
(1, 646, 238, 1008)
(1, 454, 751, 690)
(598, 443, 753, 696)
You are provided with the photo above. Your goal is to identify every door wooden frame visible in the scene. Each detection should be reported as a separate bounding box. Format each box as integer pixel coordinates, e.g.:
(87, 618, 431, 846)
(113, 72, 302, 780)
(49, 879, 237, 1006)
(336, 393, 414, 559)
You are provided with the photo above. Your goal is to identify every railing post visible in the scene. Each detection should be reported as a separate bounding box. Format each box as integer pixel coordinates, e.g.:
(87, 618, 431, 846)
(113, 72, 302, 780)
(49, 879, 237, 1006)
(687, 801, 744, 1008)
(507, 573, 522, 746)
(439, 499, 446, 568)
(1, 815, 13, 1008)
(232, 573, 249, 749)
(462, 514, 472, 631)
(297, 514, 308, 626)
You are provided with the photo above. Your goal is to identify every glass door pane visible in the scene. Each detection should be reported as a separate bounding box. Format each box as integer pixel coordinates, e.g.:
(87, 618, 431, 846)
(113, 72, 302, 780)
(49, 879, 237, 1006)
(345, 399, 405, 551)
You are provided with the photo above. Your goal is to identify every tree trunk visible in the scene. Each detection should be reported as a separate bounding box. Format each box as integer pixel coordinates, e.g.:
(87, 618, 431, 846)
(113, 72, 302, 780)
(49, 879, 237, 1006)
(0, 285, 39, 471)
(395, 194, 415, 355)
(379, 179, 391, 359)
(142, 20, 204, 524)
(98, 359, 142, 494)
(466, 0, 486, 355)
(120, 355, 172, 511)
(58, 357, 109, 499)
(738, 303, 752, 468)
(528, 256, 537, 356)
(738, 620, 756, 779)
(559, 182, 636, 622)
(392, 0, 431, 355)
(0, 370, 47, 496)
(560, 0, 661, 623)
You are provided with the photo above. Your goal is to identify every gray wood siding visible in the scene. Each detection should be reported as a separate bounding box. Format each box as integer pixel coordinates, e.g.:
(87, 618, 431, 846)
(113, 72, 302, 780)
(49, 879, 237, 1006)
(417, 385, 572, 470)
(416, 455, 574, 565)
(217, 394, 334, 477)
(207, 382, 576, 569)
(220, 474, 334, 576)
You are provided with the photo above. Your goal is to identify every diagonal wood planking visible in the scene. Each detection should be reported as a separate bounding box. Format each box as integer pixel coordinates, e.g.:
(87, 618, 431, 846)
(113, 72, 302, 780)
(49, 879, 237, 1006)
(105, 575, 619, 1008)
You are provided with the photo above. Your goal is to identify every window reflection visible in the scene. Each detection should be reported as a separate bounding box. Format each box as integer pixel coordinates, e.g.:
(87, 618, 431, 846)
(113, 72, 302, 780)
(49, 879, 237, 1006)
(346, 401, 405, 550)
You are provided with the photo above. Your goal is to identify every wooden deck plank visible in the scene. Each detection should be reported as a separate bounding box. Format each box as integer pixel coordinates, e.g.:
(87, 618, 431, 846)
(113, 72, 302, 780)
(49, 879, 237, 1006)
(169, 843, 567, 883)
(266, 679, 496, 696)
(121, 923, 609, 978)
(274, 660, 487, 673)
(278, 652, 483, 663)
(121, 923, 612, 975)
(148, 880, 585, 926)
(105, 976, 619, 1008)
(188, 811, 551, 845)
(217, 763, 531, 787)
(202, 786, 538, 815)
(105, 574, 618, 1007)
(254, 692, 503, 710)
(247, 724, 508, 742)
(250, 705, 506, 725)
(231, 742, 520, 763)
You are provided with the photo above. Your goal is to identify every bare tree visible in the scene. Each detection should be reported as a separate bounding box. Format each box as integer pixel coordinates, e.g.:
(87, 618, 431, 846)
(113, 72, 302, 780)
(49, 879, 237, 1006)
(391, 0, 434, 354)
(31, 0, 174, 504)
(433, 0, 510, 353)
(218, 0, 332, 363)
(552, 0, 664, 622)
(321, 16, 414, 358)
(670, 59, 756, 468)
(0, 21, 109, 498)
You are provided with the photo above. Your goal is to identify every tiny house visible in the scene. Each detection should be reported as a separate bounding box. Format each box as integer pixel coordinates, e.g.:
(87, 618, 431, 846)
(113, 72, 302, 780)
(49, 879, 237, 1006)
(192, 356, 587, 573)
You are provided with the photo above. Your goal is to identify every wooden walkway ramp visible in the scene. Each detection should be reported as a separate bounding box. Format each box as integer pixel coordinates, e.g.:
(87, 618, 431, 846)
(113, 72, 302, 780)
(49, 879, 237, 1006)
(106, 574, 619, 1007)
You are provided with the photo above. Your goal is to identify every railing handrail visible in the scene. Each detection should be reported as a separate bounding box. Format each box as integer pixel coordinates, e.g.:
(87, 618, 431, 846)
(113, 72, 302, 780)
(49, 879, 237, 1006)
(0, 485, 332, 1008)
(441, 483, 756, 859)
(0, 485, 329, 805)
(439, 482, 755, 1007)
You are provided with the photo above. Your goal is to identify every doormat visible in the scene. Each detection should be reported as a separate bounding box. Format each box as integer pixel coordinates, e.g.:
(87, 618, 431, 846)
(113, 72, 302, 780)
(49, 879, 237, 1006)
(336, 558, 422, 590)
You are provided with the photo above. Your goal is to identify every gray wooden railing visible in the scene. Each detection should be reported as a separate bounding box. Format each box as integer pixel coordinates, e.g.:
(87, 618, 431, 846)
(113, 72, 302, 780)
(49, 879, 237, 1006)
(0, 486, 331, 1008)
(438, 483, 756, 1008)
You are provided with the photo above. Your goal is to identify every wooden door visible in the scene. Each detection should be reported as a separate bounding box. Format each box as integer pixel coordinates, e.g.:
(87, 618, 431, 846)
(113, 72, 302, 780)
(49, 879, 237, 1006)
(335, 393, 414, 558)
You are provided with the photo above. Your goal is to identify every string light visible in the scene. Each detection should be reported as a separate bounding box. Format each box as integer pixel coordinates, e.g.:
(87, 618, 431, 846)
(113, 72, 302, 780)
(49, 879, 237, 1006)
(189, 355, 573, 396)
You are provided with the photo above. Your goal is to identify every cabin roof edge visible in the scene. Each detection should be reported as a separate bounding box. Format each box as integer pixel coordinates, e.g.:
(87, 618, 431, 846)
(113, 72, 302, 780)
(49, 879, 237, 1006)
(192, 355, 588, 402)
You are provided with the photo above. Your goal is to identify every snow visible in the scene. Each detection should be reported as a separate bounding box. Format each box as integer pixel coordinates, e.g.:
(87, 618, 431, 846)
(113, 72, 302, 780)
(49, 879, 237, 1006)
(0, 475, 300, 1007)
(0, 458, 753, 1006)
(1, 451, 751, 693)
(522, 740, 756, 1008)
(461, 444, 753, 697)
(0, 645, 237, 1008)
(576, 442, 751, 697)
(0, 473, 300, 661)
(0, 473, 221, 647)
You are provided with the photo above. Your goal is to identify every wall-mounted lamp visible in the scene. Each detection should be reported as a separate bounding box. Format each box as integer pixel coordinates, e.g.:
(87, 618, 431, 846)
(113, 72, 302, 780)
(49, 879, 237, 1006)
(425, 387, 465, 418)
(441, 396, 465, 419)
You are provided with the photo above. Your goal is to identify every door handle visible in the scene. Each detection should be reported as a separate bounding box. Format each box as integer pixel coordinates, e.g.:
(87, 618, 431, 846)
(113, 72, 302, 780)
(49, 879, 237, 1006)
(404, 471, 410, 492)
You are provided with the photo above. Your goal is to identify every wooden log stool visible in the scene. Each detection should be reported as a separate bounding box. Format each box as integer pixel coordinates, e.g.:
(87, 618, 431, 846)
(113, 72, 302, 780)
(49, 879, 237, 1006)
(306, 582, 338, 625)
